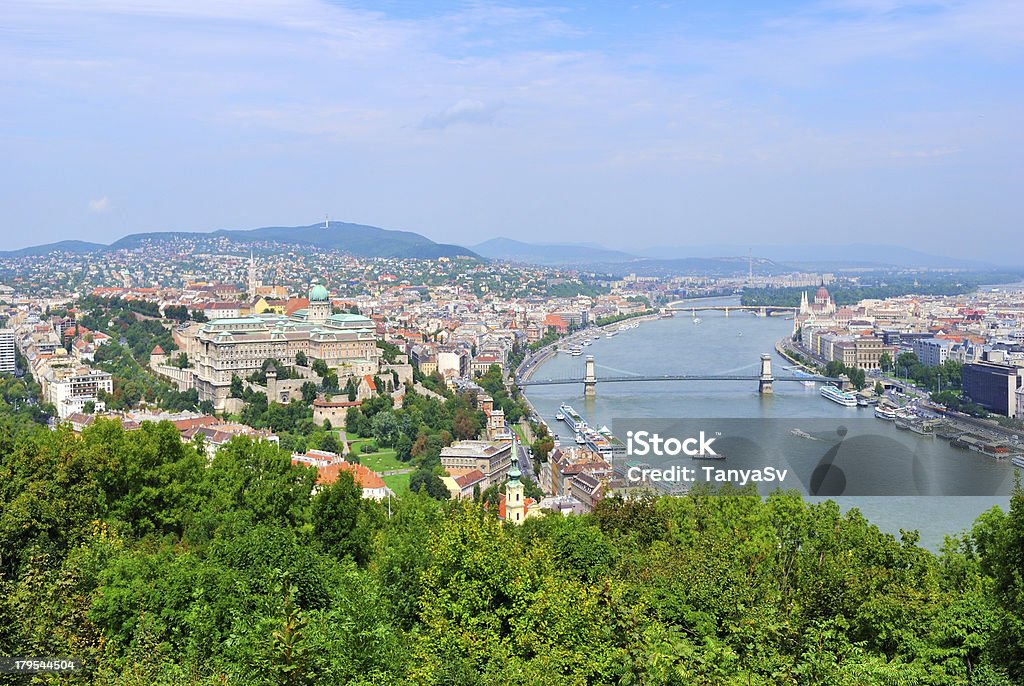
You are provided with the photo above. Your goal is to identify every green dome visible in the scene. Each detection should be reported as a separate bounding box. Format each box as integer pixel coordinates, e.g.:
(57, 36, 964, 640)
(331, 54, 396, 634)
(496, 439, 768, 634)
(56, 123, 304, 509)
(309, 282, 330, 302)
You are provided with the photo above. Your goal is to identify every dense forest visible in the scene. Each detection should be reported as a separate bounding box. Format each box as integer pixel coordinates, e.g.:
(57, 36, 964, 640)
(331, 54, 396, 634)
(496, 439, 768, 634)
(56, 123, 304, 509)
(1, 404, 1023, 684)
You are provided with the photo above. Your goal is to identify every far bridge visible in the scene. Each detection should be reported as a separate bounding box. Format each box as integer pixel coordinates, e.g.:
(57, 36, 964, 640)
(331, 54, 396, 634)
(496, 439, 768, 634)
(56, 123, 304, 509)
(516, 354, 839, 397)
(665, 304, 797, 317)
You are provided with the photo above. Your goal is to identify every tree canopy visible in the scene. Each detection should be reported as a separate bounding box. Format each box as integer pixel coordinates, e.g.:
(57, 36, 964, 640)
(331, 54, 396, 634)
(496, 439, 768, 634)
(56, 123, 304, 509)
(1, 415, 1022, 684)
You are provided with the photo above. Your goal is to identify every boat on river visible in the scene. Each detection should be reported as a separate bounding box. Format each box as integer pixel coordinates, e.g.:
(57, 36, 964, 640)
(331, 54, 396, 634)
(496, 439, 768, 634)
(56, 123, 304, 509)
(821, 385, 858, 407)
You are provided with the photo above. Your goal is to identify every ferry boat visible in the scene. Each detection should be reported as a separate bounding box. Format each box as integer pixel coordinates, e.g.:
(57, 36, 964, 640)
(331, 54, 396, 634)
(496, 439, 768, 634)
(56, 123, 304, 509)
(821, 385, 858, 407)
(908, 421, 935, 437)
(874, 405, 897, 421)
(691, 451, 726, 460)
(582, 426, 625, 459)
(559, 404, 587, 432)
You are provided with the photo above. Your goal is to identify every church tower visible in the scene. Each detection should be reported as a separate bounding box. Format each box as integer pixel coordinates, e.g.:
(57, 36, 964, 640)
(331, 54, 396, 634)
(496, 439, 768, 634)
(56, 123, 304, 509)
(505, 450, 526, 525)
(247, 251, 259, 300)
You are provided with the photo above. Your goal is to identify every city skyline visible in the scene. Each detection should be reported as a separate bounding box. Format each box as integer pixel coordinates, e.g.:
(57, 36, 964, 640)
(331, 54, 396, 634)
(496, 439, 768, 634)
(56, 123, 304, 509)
(3, 0, 1021, 260)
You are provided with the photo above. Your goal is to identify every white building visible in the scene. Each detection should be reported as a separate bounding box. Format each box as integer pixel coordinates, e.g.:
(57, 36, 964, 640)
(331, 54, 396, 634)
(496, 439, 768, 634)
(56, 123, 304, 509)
(48, 368, 113, 419)
(912, 338, 954, 368)
(0, 329, 15, 374)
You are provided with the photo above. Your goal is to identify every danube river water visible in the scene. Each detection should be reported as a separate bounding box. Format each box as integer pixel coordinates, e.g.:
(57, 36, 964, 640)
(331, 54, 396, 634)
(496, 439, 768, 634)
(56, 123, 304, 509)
(524, 297, 1016, 551)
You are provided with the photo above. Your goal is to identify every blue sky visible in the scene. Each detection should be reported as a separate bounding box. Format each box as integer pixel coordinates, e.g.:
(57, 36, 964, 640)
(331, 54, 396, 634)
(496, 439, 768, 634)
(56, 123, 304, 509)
(1, 0, 1021, 261)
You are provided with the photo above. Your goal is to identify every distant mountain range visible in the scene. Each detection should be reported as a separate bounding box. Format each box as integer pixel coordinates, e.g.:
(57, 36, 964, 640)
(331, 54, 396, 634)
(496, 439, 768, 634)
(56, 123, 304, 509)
(636, 243, 997, 270)
(0, 224, 1004, 272)
(0, 222, 478, 260)
(473, 237, 999, 271)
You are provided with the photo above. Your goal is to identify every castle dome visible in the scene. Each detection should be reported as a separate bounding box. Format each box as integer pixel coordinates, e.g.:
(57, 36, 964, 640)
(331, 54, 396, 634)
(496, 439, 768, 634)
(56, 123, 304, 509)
(815, 286, 830, 301)
(309, 281, 330, 302)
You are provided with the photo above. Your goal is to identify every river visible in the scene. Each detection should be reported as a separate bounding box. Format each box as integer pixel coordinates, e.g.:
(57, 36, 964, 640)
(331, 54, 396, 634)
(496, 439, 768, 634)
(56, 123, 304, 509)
(524, 297, 1016, 552)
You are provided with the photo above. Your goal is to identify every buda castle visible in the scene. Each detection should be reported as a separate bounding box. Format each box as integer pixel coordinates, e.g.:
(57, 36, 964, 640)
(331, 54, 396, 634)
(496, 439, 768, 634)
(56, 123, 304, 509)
(192, 280, 381, 411)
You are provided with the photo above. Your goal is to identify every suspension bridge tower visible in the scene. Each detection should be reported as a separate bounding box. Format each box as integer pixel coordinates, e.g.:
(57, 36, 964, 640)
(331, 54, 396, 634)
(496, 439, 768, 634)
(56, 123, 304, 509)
(758, 353, 774, 394)
(584, 355, 597, 398)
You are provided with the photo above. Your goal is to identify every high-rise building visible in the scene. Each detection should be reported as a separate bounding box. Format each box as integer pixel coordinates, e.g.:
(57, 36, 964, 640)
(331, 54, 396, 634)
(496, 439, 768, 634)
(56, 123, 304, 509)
(0, 329, 15, 374)
(963, 361, 1024, 417)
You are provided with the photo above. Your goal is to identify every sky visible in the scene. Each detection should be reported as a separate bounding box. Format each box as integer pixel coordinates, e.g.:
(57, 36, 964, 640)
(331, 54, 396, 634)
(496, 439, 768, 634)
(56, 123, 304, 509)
(1, 0, 1021, 262)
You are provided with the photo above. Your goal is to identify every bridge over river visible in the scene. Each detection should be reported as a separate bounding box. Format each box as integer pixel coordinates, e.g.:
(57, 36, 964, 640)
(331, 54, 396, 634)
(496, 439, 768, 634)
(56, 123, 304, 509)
(516, 353, 838, 398)
(664, 304, 798, 317)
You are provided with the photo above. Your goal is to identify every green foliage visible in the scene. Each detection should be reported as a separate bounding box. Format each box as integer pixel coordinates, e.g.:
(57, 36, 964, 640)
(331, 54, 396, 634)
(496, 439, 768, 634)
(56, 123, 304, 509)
(78, 296, 176, 362)
(408, 467, 449, 500)
(824, 359, 867, 390)
(4, 402, 1024, 683)
(594, 309, 655, 327)
(376, 340, 403, 364)
(477, 363, 529, 424)
(311, 470, 382, 567)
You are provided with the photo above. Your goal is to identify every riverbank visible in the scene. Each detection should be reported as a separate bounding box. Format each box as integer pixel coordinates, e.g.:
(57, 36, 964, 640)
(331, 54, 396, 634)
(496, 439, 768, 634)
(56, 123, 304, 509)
(774, 337, 820, 374)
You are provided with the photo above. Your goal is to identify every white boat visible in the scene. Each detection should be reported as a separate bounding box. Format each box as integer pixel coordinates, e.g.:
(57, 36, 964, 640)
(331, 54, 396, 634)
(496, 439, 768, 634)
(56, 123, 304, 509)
(559, 404, 587, 432)
(555, 412, 565, 421)
(575, 432, 586, 444)
(874, 405, 897, 421)
(1013, 456, 1024, 469)
(606, 331, 617, 338)
(693, 317, 702, 324)
(821, 385, 858, 407)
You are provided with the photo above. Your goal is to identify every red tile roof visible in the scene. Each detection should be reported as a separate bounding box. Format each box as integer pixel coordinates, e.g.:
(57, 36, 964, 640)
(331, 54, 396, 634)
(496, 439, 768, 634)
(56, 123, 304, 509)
(453, 469, 486, 489)
(314, 460, 386, 490)
(285, 298, 310, 315)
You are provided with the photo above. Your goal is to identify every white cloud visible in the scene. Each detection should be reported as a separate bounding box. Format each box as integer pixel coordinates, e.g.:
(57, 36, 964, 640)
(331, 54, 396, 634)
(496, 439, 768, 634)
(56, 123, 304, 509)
(420, 99, 500, 130)
(88, 196, 111, 212)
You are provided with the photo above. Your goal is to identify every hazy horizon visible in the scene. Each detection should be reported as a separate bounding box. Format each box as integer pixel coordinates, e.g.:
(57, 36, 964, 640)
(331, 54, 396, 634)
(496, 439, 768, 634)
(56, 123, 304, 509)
(3, 1, 1021, 262)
